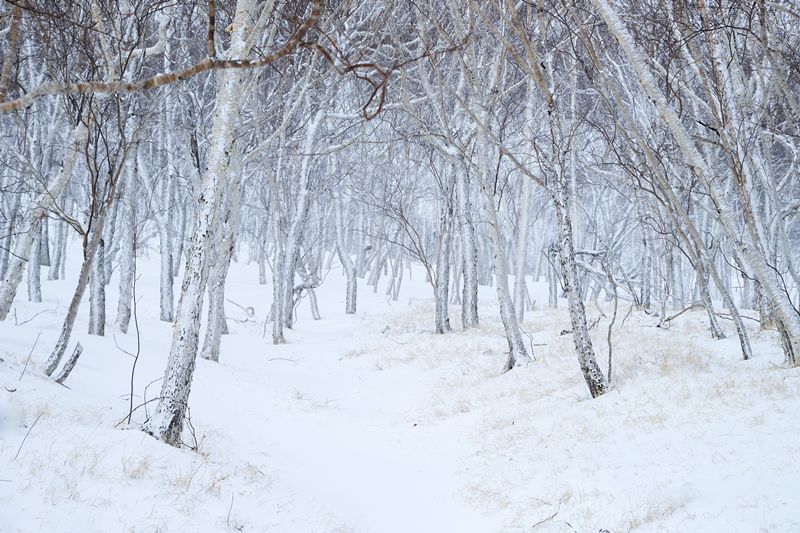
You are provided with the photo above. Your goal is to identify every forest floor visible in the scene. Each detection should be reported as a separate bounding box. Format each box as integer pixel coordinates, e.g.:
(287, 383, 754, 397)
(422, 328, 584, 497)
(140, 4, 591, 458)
(1, 253, 799, 532)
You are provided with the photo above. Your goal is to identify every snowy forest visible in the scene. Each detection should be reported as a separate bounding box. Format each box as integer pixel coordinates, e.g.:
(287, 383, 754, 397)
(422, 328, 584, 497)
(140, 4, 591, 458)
(1, 0, 799, 531)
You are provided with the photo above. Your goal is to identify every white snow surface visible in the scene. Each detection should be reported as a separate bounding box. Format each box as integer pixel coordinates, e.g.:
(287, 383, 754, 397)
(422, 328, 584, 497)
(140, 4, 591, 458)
(1, 252, 799, 532)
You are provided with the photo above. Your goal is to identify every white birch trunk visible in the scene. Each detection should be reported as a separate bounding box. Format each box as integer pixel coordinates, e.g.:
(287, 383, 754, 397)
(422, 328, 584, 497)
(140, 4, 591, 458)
(171, 202, 186, 277)
(158, 224, 174, 321)
(479, 158, 531, 369)
(0, 193, 21, 280)
(548, 243, 559, 308)
(26, 225, 41, 303)
(39, 218, 50, 267)
(201, 181, 240, 362)
(552, 174, 609, 397)
(281, 109, 324, 328)
(434, 193, 453, 334)
(116, 174, 136, 333)
(48, 219, 67, 281)
(144, 2, 262, 445)
(88, 239, 106, 336)
(456, 169, 479, 328)
(334, 200, 357, 314)
(514, 177, 531, 321)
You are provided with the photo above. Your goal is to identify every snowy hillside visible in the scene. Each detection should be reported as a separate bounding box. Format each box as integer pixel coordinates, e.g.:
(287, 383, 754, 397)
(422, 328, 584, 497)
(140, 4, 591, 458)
(2, 255, 798, 532)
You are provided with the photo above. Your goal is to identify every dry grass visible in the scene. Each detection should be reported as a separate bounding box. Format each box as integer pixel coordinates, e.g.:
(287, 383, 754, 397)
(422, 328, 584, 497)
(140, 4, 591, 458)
(123, 454, 151, 480)
(167, 459, 206, 491)
(611, 334, 712, 384)
(464, 482, 514, 512)
(617, 495, 683, 531)
(341, 347, 368, 359)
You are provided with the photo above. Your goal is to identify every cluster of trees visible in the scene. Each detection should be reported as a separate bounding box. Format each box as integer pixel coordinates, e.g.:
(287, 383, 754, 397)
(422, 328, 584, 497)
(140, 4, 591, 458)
(1, 0, 798, 447)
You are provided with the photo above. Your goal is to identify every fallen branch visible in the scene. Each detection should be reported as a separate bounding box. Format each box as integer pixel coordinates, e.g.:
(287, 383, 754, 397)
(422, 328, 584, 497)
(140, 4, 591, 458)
(657, 304, 704, 328)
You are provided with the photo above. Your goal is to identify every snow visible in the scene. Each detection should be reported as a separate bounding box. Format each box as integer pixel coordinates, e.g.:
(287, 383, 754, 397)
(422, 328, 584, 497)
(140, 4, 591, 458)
(1, 252, 800, 532)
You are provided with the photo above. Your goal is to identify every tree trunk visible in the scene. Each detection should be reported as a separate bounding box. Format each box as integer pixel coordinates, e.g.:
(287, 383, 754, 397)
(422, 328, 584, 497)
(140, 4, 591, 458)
(26, 225, 41, 303)
(117, 190, 136, 333)
(39, 217, 50, 267)
(159, 225, 174, 322)
(88, 239, 106, 336)
(201, 186, 239, 362)
(480, 169, 530, 370)
(172, 202, 186, 278)
(334, 200, 357, 314)
(0, 193, 21, 279)
(548, 243, 559, 308)
(514, 177, 531, 321)
(49, 219, 67, 281)
(551, 176, 609, 398)
(456, 168, 479, 328)
(144, 5, 261, 446)
(281, 110, 324, 329)
(434, 196, 453, 334)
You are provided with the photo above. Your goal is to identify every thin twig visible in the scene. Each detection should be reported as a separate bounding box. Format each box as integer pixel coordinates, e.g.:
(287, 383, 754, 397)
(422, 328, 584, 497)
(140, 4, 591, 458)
(226, 298, 254, 317)
(18, 331, 41, 381)
(115, 397, 161, 428)
(226, 492, 235, 528)
(14, 308, 50, 326)
(532, 507, 560, 529)
(531, 496, 568, 529)
(14, 411, 43, 460)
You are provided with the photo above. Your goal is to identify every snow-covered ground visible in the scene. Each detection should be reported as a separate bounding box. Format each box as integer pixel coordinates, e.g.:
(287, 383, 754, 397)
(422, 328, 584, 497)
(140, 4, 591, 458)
(1, 253, 799, 532)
